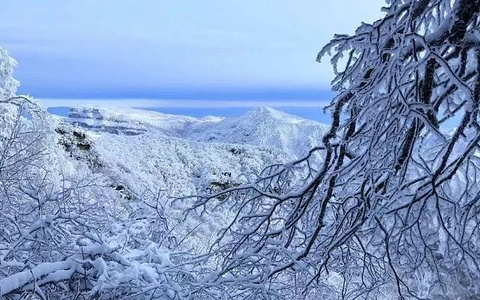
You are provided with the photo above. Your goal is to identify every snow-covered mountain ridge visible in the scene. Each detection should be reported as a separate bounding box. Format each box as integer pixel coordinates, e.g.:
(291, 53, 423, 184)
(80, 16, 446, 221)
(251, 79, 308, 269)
(65, 106, 329, 158)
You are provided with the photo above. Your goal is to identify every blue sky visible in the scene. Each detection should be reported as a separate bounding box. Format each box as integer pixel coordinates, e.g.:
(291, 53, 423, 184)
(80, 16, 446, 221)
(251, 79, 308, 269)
(0, 0, 384, 108)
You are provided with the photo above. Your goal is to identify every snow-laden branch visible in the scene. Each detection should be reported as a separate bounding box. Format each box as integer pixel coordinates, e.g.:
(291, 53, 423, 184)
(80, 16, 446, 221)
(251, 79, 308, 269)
(190, 0, 480, 298)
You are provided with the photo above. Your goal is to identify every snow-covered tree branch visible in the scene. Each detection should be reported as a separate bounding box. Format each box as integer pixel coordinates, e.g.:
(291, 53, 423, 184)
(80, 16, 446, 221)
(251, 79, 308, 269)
(191, 0, 480, 298)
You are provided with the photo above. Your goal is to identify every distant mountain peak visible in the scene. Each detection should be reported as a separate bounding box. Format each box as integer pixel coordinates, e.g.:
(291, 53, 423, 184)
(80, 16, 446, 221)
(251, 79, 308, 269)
(249, 106, 288, 116)
(251, 106, 276, 113)
(191, 107, 329, 158)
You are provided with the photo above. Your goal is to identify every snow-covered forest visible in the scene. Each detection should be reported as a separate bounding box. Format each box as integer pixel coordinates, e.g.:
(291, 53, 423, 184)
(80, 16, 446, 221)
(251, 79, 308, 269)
(1, 0, 480, 299)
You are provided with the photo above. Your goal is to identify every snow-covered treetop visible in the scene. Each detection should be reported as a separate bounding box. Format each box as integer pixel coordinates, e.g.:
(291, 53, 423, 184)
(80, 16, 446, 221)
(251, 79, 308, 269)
(0, 47, 19, 100)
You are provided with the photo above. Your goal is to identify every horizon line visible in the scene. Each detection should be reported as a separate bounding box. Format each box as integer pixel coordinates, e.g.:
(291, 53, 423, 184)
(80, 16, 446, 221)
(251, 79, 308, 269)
(38, 98, 332, 109)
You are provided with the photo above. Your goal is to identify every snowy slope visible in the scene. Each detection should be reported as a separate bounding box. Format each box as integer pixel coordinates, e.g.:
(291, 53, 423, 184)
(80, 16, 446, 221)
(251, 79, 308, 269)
(93, 130, 285, 196)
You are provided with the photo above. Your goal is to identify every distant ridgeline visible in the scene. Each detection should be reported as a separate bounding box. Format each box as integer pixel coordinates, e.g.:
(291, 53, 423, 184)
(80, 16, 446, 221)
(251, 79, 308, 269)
(58, 106, 330, 159)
